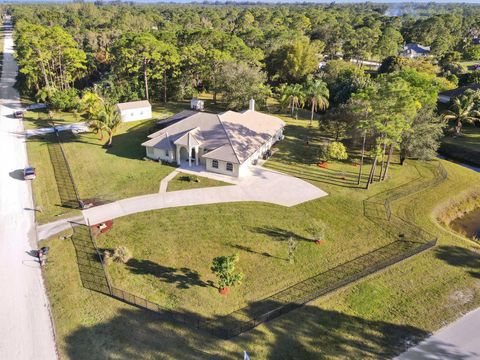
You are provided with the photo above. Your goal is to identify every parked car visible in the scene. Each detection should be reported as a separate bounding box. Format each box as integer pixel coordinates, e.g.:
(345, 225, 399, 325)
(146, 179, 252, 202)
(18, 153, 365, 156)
(14, 110, 25, 118)
(23, 166, 36, 180)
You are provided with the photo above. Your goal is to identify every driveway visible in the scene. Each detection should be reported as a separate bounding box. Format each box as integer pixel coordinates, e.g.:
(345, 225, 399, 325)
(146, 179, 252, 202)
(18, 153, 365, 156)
(395, 307, 480, 360)
(83, 166, 328, 225)
(0, 20, 57, 359)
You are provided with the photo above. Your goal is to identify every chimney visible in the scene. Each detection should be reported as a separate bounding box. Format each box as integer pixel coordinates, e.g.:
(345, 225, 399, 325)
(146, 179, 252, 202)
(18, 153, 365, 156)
(249, 98, 255, 111)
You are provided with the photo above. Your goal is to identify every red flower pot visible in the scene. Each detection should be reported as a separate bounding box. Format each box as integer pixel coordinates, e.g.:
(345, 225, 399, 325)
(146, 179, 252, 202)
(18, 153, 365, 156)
(315, 239, 325, 245)
(219, 287, 230, 295)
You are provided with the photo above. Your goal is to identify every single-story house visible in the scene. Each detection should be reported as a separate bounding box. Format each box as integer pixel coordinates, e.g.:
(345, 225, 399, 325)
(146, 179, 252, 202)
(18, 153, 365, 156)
(142, 100, 285, 177)
(438, 83, 480, 104)
(400, 43, 431, 58)
(116, 100, 152, 122)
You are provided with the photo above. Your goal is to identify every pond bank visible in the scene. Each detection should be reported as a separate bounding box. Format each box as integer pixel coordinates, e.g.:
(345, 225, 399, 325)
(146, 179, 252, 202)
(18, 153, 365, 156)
(450, 207, 480, 241)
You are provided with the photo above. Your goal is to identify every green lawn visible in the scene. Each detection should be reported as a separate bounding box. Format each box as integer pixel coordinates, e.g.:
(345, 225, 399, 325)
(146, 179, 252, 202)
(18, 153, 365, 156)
(22, 108, 81, 130)
(166, 172, 231, 192)
(39, 111, 480, 359)
(25, 105, 184, 224)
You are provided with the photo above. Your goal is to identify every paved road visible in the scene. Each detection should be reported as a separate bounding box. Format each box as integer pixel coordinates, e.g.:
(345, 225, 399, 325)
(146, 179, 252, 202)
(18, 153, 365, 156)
(395, 307, 480, 360)
(0, 21, 57, 359)
(83, 166, 328, 225)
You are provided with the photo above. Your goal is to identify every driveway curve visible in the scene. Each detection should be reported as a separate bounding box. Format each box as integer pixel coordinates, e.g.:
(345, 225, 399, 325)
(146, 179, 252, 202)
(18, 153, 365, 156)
(83, 166, 327, 225)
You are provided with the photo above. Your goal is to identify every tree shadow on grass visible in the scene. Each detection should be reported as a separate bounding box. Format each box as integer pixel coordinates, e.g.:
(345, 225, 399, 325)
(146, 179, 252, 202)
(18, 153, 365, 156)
(64, 301, 436, 359)
(435, 245, 480, 279)
(126, 258, 211, 289)
(252, 226, 313, 242)
(230, 244, 286, 261)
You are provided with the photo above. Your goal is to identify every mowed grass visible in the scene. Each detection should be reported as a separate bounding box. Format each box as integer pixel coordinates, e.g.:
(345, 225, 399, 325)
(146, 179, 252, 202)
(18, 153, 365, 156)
(442, 123, 480, 152)
(40, 112, 480, 359)
(166, 172, 231, 192)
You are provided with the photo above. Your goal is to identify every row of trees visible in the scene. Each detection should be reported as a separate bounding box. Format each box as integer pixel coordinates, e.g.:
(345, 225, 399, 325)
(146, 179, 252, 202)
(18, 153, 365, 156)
(11, 3, 480, 107)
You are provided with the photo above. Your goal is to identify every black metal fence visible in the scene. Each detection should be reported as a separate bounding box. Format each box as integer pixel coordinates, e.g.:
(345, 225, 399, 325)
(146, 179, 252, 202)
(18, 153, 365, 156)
(71, 224, 111, 295)
(72, 161, 447, 339)
(47, 131, 82, 209)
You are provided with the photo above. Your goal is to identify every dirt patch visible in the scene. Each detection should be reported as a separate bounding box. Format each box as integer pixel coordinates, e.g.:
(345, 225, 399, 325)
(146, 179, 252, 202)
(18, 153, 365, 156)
(449, 288, 475, 306)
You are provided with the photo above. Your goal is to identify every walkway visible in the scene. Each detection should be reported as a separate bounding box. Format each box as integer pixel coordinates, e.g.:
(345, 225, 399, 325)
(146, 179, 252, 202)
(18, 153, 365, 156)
(37, 215, 85, 241)
(0, 20, 57, 360)
(395, 307, 480, 359)
(24, 122, 88, 137)
(83, 166, 328, 225)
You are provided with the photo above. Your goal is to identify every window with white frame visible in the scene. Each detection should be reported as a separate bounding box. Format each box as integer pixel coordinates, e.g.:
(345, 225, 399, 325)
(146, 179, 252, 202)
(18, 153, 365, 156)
(146, 147, 154, 156)
(165, 150, 169, 157)
(212, 160, 219, 168)
(226, 162, 233, 171)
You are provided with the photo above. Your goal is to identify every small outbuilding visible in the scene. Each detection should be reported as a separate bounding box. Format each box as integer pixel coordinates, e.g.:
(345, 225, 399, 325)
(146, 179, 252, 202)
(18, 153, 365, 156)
(116, 100, 152, 122)
(190, 98, 205, 111)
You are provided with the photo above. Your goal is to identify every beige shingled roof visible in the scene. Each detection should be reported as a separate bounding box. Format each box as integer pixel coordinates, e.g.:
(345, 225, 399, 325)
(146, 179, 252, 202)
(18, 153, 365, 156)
(143, 108, 285, 164)
(117, 100, 151, 111)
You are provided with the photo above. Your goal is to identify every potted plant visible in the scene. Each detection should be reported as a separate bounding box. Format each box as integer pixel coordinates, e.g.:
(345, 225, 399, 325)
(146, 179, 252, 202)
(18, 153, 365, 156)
(211, 254, 244, 295)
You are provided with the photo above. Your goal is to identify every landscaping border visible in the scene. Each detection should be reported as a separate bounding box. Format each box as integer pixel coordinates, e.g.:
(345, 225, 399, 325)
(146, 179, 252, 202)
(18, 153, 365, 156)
(70, 161, 447, 340)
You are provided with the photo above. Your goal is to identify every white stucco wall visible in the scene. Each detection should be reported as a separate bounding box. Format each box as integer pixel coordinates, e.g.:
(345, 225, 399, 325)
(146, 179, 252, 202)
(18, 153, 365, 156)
(145, 146, 175, 163)
(205, 158, 239, 177)
(119, 106, 152, 122)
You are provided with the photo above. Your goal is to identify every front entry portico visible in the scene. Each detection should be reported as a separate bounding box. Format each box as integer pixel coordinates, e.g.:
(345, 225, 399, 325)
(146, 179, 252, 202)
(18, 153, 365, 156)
(176, 144, 199, 167)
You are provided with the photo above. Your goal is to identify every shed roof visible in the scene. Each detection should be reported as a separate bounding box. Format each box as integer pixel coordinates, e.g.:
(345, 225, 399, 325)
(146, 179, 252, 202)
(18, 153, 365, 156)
(116, 100, 151, 111)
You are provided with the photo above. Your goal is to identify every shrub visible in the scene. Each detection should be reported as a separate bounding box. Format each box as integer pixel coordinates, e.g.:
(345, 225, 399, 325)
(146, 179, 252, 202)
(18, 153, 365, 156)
(49, 88, 81, 111)
(112, 246, 132, 264)
(211, 254, 243, 289)
(320, 141, 348, 161)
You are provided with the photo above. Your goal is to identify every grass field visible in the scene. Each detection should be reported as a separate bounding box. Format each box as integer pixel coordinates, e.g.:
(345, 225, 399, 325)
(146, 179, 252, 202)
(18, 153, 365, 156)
(166, 172, 230, 192)
(40, 111, 480, 359)
(24, 105, 187, 224)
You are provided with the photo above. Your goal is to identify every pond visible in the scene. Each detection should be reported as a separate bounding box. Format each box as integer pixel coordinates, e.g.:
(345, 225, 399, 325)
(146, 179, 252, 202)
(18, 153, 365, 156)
(450, 207, 480, 240)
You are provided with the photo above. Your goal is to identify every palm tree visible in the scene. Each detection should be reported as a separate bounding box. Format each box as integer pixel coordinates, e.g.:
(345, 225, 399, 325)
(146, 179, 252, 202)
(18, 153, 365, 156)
(87, 102, 120, 147)
(278, 83, 305, 118)
(443, 95, 480, 135)
(305, 80, 329, 126)
(81, 91, 102, 120)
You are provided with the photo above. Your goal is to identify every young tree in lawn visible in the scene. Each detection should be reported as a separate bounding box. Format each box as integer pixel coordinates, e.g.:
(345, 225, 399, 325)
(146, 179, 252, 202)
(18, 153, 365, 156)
(305, 79, 329, 127)
(443, 91, 480, 135)
(211, 254, 244, 295)
(287, 237, 298, 264)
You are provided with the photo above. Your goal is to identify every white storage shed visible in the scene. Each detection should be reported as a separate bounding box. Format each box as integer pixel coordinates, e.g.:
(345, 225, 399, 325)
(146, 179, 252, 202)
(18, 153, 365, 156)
(116, 100, 152, 122)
